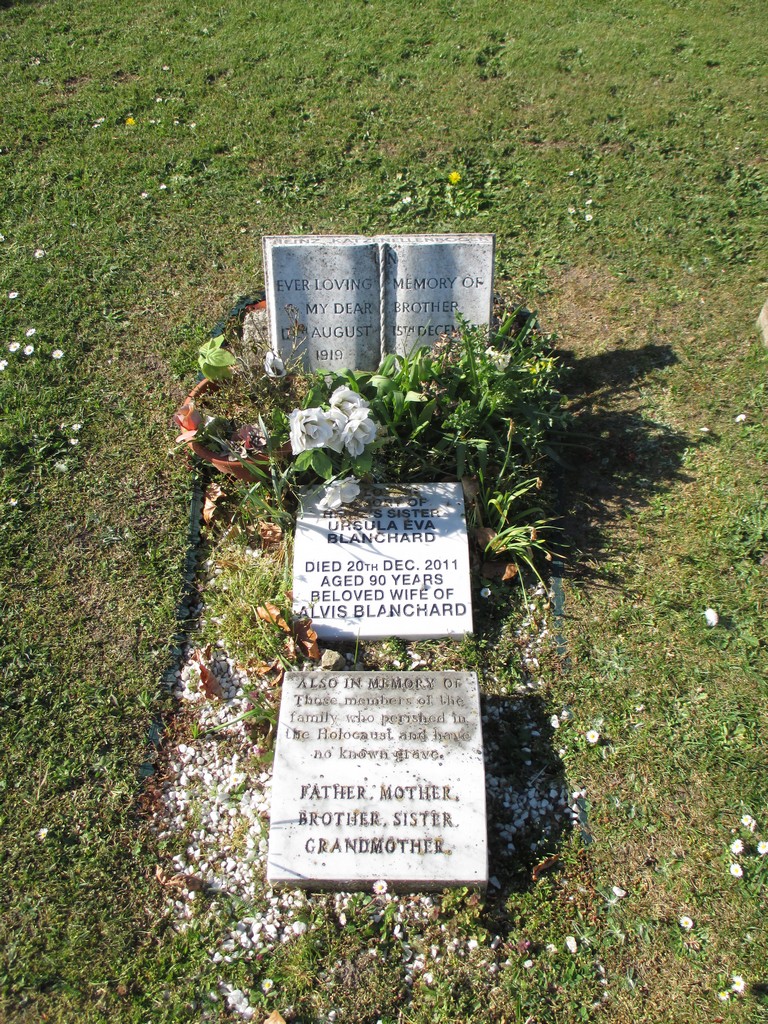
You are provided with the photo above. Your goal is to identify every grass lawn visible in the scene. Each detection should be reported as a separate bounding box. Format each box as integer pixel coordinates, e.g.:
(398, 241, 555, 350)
(0, 0, 766, 1021)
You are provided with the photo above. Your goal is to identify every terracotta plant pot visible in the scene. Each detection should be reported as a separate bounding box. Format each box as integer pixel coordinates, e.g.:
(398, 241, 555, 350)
(177, 378, 285, 482)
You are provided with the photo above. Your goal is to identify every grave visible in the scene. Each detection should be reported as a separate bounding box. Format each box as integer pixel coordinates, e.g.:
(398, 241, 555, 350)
(267, 670, 487, 890)
(263, 233, 495, 372)
(292, 481, 473, 641)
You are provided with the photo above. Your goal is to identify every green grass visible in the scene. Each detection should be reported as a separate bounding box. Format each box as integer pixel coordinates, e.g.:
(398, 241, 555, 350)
(1, 0, 766, 1021)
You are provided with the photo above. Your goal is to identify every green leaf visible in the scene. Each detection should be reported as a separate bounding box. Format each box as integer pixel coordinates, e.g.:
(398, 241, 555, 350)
(293, 450, 315, 471)
(352, 450, 373, 475)
(404, 390, 426, 403)
(309, 448, 334, 479)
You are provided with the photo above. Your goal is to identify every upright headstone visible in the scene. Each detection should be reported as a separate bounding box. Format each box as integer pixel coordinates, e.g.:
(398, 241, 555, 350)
(293, 482, 473, 641)
(381, 234, 495, 358)
(263, 234, 494, 372)
(267, 670, 487, 890)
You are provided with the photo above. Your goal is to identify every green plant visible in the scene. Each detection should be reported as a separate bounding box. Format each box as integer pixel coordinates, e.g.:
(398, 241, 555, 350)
(198, 333, 236, 380)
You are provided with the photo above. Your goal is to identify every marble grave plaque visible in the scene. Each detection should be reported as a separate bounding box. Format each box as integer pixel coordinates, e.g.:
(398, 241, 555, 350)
(267, 670, 487, 890)
(293, 482, 473, 641)
(263, 234, 494, 372)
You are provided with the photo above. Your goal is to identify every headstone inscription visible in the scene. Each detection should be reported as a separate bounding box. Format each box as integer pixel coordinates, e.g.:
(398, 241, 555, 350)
(267, 670, 487, 890)
(293, 482, 473, 642)
(263, 234, 495, 372)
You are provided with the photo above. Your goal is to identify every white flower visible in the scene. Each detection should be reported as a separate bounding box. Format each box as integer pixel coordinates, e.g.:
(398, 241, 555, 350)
(23, 344, 34, 356)
(71, 423, 82, 432)
(717, 990, 730, 1002)
(264, 351, 286, 378)
(567, 206, 576, 214)
(8, 342, 19, 352)
(679, 916, 694, 931)
(317, 477, 361, 512)
(69, 438, 79, 446)
(757, 841, 768, 855)
(373, 879, 388, 895)
(159, 182, 168, 189)
(734, 413, 747, 423)
(140, 191, 149, 199)
(37, 827, 49, 840)
(584, 213, 593, 222)
(341, 406, 377, 456)
(565, 935, 578, 954)
(25, 327, 36, 337)
(8, 291, 18, 299)
(261, 979, 274, 994)
(730, 839, 744, 855)
(34, 248, 46, 258)
(729, 863, 743, 878)
(329, 386, 368, 417)
(731, 975, 745, 994)
(704, 608, 719, 627)
(52, 349, 63, 359)
(586, 729, 600, 745)
(480, 587, 491, 599)
(741, 814, 757, 831)
(0, 360, 6, 371)
(289, 407, 335, 453)
(324, 406, 349, 453)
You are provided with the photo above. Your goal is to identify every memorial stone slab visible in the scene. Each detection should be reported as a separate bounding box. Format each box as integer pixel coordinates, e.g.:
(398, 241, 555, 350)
(267, 670, 487, 890)
(381, 234, 495, 358)
(293, 482, 473, 641)
(263, 234, 494, 372)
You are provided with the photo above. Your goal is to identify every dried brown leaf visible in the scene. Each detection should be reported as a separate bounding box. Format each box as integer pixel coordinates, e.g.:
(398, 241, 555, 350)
(473, 526, 497, 550)
(502, 563, 519, 581)
(258, 521, 284, 549)
(191, 647, 221, 699)
(294, 618, 320, 660)
(202, 482, 224, 524)
(263, 1012, 287, 1024)
(283, 636, 298, 661)
(256, 602, 291, 633)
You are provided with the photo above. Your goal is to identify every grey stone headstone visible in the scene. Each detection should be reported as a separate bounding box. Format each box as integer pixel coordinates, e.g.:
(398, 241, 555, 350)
(267, 670, 487, 890)
(293, 482, 473, 641)
(379, 233, 495, 358)
(263, 236, 381, 373)
(263, 234, 494, 371)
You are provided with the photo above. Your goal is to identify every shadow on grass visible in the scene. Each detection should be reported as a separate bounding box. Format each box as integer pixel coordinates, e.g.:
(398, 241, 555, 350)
(558, 343, 695, 586)
(481, 693, 574, 904)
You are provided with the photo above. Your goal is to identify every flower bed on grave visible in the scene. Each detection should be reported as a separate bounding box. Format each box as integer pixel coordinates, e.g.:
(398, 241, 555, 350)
(158, 295, 573, 1020)
(175, 296, 566, 560)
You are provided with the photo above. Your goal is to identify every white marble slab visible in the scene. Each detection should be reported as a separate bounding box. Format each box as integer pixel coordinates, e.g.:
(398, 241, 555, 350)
(293, 482, 473, 641)
(267, 671, 487, 890)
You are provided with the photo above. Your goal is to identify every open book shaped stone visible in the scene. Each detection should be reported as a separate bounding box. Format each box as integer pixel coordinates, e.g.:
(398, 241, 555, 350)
(263, 234, 495, 372)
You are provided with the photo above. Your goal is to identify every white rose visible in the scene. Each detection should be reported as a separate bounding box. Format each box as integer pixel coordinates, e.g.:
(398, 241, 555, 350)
(289, 408, 335, 453)
(317, 476, 361, 511)
(324, 406, 349, 453)
(264, 351, 286, 378)
(341, 407, 377, 457)
(329, 386, 368, 417)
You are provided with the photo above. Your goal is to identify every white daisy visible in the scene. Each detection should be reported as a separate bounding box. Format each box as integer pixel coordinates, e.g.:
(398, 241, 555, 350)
(679, 915, 694, 931)
(23, 344, 34, 356)
(52, 349, 64, 359)
(729, 863, 743, 878)
(586, 729, 599, 745)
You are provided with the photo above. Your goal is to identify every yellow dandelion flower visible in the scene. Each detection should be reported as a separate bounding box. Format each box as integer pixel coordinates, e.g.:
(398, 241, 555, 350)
(125, 117, 136, 126)
(448, 171, 462, 185)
